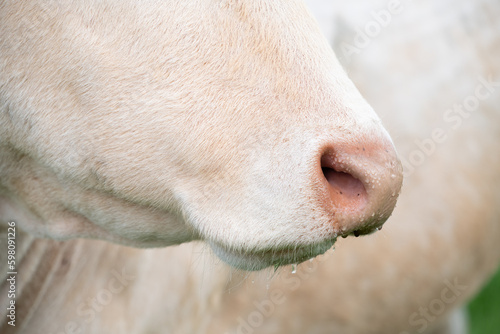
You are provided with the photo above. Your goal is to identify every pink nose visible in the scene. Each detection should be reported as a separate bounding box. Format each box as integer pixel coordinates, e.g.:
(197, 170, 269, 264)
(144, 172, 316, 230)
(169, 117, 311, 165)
(317, 137, 403, 237)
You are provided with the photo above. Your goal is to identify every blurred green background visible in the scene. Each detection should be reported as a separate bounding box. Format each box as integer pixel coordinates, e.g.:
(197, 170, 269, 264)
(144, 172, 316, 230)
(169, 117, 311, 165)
(468, 266, 500, 334)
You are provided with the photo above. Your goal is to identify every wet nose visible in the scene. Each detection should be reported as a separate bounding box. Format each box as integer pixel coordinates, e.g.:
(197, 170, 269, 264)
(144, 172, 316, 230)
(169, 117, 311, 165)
(317, 136, 403, 237)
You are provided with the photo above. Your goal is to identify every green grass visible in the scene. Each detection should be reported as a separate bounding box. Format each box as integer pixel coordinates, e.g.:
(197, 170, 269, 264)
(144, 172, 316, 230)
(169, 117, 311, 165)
(468, 266, 500, 334)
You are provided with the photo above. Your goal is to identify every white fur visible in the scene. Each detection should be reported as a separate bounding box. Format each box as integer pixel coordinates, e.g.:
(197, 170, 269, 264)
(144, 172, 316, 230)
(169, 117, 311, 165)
(0, 0, 402, 271)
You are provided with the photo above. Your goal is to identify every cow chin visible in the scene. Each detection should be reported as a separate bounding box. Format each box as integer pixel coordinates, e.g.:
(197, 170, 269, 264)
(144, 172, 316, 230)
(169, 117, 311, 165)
(208, 238, 337, 271)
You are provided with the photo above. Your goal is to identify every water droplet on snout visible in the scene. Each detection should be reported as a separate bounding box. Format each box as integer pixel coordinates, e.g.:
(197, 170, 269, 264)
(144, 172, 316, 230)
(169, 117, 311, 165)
(291, 264, 297, 274)
(391, 174, 397, 179)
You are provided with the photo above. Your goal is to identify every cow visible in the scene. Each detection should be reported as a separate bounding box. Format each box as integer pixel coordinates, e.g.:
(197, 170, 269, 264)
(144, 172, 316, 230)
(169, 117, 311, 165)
(1, 1, 498, 334)
(0, 0, 403, 332)
(0, 0, 402, 271)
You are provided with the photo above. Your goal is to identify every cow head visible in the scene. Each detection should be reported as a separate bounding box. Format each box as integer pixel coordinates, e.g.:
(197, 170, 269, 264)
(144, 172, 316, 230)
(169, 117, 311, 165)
(0, 0, 403, 270)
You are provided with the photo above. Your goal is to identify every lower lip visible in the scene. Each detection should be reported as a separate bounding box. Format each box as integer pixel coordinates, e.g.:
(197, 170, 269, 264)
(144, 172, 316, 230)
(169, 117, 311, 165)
(209, 238, 337, 271)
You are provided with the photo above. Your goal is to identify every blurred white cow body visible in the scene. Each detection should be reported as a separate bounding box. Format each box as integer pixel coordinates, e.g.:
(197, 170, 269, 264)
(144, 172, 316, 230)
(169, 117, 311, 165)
(0, 0, 499, 334)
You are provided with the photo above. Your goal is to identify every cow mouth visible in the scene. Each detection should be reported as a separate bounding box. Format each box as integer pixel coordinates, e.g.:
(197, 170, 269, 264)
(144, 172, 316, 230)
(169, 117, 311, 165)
(209, 238, 337, 271)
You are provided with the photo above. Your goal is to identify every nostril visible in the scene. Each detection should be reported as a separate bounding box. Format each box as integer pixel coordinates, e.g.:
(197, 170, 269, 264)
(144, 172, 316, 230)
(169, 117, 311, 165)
(322, 167, 368, 212)
(320, 153, 368, 213)
(321, 168, 366, 199)
(316, 138, 403, 240)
